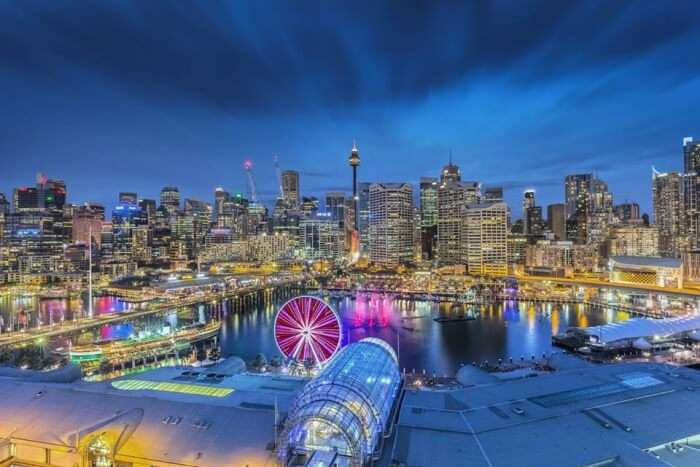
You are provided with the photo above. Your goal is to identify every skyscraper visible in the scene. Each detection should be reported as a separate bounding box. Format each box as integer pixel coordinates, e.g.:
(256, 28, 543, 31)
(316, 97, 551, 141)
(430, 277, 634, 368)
(160, 186, 180, 214)
(462, 202, 508, 275)
(368, 183, 413, 264)
(652, 169, 683, 257)
(522, 190, 536, 234)
(348, 142, 361, 249)
(613, 203, 640, 222)
(325, 192, 346, 224)
(119, 192, 138, 206)
(547, 203, 566, 240)
(419, 177, 439, 260)
(683, 136, 700, 173)
(564, 174, 593, 220)
(281, 170, 300, 208)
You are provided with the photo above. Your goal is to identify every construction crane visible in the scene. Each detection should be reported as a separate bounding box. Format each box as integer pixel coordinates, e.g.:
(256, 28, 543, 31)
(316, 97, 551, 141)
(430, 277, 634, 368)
(273, 154, 283, 198)
(243, 160, 258, 203)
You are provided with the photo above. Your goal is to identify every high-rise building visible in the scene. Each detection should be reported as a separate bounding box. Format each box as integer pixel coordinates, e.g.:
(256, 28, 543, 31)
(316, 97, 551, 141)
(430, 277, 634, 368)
(683, 137, 700, 173)
(299, 212, 344, 260)
(160, 186, 180, 214)
(368, 183, 413, 264)
(522, 190, 536, 234)
(547, 204, 566, 240)
(300, 197, 320, 218)
(462, 202, 508, 275)
(357, 182, 371, 254)
(607, 225, 659, 257)
(613, 203, 640, 222)
(419, 177, 439, 260)
(526, 206, 543, 237)
(72, 205, 103, 248)
(565, 174, 593, 220)
(652, 169, 683, 257)
(281, 170, 300, 208)
(119, 192, 138, 206)
(138, 199, 157, 225)
(483, 186, 504, 203)
(437, 177, 466, 265)
(325, 192, 346, 224)
(13, 187, 40, 212)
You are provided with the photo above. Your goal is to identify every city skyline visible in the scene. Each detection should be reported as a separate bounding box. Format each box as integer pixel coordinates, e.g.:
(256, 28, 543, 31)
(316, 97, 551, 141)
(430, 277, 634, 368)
(3, 2, 700, 214)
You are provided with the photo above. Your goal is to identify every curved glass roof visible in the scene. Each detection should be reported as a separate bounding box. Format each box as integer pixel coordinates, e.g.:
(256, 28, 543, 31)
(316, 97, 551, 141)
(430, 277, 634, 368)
(278, 338, 401, 465)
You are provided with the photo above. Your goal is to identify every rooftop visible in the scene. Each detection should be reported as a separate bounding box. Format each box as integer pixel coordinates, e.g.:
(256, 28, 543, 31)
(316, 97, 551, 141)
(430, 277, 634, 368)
(610, 256, 682, 269)
(385, 361, 700, 467)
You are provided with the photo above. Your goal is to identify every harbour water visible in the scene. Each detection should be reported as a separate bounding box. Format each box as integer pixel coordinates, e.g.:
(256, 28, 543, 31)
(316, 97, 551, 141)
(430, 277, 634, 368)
(0, 292, 629, 376)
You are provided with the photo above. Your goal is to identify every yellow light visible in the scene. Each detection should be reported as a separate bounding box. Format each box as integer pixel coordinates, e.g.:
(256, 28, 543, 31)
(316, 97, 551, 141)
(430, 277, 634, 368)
(112, 379, 233, 397)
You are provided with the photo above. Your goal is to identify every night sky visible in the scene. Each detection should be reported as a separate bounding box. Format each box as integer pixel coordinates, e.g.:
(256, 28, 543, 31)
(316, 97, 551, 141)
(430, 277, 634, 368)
(1, 1, 699, 216)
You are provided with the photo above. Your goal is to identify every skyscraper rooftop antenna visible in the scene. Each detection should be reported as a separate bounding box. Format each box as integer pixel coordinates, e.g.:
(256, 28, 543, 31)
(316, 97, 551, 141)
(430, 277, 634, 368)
(274, 154, 283, 198)
(243, 160, 258, 203)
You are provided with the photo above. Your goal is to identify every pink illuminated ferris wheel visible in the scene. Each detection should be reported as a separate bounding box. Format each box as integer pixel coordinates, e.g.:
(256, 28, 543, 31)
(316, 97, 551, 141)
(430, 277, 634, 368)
(274, 296, 342, 365)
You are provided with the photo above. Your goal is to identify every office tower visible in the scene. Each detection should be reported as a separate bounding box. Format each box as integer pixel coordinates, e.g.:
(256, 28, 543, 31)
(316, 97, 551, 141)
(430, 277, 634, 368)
(462, 202, 508, 275)
(613, 203, 640, 222)
(111, 202, 144, 261)
(440, 158, 461, 183)
(119, 192, 138, 206)
(39, 177, 66, 211)
(565, 174, 593, 220)
(682, 138, 700, 250)
(325, 192, 346, 224)
(684, 137, 700, 173)
(525, 240, 574, 275)
(160, 186, 180, 214)
(72, 205, 104, 248)
(299, 212, 344, 260)
(214, 187, 230, 222)
(420, 177, 439, 260)
(357, 182, 371, 254)
(547, 203, 566, 240)
(608, 226, 659, 257)
(138, 199, 157, 225)
(652, 169, 683, 257)
(301, 197, 320, 218)
(0, 194, 7, 244)
(368, 183, 413, 264)
(281, 170, 301, 208)
(526, 206, 544, 237)
(13, 187, 40, 212)
(522, 190, 536, 234)
(483, 186, 504, 202)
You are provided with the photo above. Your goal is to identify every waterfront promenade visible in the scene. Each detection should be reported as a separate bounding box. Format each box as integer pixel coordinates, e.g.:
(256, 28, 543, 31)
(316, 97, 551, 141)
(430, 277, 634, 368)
(0, 275, 309, 348)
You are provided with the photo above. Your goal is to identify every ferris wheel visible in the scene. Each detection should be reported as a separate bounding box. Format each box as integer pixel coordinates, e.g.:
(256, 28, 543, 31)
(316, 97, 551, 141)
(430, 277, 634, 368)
(274, 296, 342, 366)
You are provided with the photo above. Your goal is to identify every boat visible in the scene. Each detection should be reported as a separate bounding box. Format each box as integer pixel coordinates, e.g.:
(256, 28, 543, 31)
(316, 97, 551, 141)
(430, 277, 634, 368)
(64, 321, 222, 367)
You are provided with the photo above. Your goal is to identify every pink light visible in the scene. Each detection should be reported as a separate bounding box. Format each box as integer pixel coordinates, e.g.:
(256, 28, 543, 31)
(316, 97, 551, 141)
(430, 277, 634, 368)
(243, 160, 253, 170)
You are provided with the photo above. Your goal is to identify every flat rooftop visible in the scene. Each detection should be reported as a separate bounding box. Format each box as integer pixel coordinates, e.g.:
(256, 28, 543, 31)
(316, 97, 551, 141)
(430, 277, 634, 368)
(385, 360, 700, 467)
(0, 365, 308, 466)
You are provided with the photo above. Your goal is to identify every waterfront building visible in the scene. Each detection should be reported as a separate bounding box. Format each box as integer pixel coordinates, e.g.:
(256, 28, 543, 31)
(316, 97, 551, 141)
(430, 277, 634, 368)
(299, 212, 344, 260)
(609, 255, 683, 288)
(652, 169, 684, 257)
(525, 240, 573, 276)
(282, 170, 301, 208)
(507, 233, 528, 271)
(572, 243, 600, 273)
(278, 338, 400, 466)
(159, 186, 180, 214)
(547, 203, 566, 240)
(248, 232, 293, 262)
(462, 202, 508, 275)
(368, 182, 414, 264)
(607, 225, 659, 257)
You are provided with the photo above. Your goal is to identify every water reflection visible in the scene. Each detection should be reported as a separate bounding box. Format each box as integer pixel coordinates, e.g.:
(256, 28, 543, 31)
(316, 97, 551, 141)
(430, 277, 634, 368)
(219, 293, 628, 376)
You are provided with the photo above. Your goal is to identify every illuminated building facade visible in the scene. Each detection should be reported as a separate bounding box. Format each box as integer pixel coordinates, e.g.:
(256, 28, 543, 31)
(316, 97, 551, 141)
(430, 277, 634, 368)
(462, 202, 508, 275)
(652, 169, 683, 257)
(368, 182, 413, 264)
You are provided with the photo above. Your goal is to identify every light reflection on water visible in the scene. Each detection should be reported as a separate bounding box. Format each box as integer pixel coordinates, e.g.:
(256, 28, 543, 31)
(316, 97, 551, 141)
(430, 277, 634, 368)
(220, 294, 628, 376)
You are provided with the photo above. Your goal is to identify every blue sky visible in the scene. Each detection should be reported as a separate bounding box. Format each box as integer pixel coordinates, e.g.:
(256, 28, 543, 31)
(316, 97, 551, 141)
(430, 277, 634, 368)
(1, 1, 699, 215)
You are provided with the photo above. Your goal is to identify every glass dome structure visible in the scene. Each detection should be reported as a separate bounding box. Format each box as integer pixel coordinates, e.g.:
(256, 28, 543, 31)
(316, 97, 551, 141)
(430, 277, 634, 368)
(278, 337, 401, 466)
